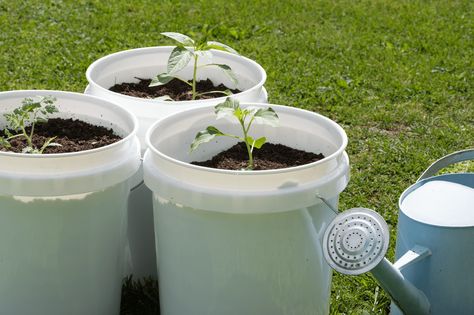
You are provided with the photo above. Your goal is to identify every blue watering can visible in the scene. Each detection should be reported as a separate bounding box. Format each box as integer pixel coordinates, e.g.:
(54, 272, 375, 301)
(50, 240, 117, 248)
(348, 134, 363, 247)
(322, 149, 474, 314)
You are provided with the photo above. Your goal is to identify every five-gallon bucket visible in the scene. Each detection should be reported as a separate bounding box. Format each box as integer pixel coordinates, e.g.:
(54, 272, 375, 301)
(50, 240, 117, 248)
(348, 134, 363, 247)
(143, 103, 349, 315)
(0, 91, 140, 315)
(85, 46, 268, 279)
(392, 149, 474, 314)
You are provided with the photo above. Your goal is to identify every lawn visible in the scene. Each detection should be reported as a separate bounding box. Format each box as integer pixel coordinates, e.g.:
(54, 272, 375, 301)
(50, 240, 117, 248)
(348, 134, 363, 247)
(1, 0, 473, 314)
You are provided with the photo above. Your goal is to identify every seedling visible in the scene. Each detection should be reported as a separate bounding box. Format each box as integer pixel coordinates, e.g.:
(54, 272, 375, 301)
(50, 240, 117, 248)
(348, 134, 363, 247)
(190, 98, 279, 170)
(150, 32, 239, 100)
(0, 96, 61, 154)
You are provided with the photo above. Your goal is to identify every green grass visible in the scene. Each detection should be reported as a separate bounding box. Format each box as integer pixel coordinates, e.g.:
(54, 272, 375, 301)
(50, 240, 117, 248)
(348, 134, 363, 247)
(1, 0, 473, 314)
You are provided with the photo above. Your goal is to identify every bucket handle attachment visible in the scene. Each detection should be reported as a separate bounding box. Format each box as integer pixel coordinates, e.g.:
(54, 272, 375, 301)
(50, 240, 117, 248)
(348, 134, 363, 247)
(418, 149, 474, 182)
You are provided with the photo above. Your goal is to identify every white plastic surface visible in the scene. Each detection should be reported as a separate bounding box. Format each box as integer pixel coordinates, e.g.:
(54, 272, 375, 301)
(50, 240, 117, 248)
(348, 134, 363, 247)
(153, 196, 337, 315)
(0, 90, 140, 196)
(400, 179, 474, 227)
(85, 46, 268, 152)
(144, 104, 349, 314)
(0, 91, 140, 314)
(144, 103, 349, 213)
(0, 183, 129, 315)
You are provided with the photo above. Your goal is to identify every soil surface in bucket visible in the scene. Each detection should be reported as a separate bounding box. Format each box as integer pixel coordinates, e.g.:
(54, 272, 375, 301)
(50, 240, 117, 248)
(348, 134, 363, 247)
(192, 142, 325, 170)
(0, 118, 122, 153)
(109, 78, 241, 101)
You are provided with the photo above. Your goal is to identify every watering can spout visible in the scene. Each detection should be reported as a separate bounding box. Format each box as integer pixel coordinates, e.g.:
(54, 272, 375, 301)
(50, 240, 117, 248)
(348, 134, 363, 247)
(371, 257, 431, 315)
(321, 206, 431, 315)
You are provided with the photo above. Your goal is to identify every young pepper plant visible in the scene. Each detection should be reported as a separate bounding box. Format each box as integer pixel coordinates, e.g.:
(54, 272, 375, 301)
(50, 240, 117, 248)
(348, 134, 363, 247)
(190, 98, 279, 170)
(0, 96, 61, 154)
(150, 32, 239, 100)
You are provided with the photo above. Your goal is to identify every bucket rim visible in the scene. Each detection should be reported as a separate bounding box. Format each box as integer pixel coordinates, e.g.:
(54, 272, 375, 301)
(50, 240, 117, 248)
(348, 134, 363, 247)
(0, 90, 139, 158)
(145, 102, 348, 175)
(85, 46, 267, 106)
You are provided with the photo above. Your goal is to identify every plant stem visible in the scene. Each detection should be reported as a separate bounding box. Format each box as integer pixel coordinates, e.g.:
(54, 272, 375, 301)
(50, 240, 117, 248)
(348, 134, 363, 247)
(6, 134, 25, 141)
(239, 119, 253, 169)
(29, 112, 37, 145)
(20, 125, 33, 149)
(192, 54, 198, 100)
(39, 136, 56, 154)
(195, 90, 231, 97)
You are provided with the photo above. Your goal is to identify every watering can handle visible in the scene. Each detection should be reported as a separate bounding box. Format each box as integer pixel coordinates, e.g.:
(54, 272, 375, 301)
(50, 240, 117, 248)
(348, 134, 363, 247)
(418, 149, 474, 182)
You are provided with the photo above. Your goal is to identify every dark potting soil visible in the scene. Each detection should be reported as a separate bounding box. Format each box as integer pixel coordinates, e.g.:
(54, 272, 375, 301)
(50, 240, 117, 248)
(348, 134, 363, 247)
(0, 118, 122, 154)
(192, 142, 325, 170)
(109, 78, 241, 101)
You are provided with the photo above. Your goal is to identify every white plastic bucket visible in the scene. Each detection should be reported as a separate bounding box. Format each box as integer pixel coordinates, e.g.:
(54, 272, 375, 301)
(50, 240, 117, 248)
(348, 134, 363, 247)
(85, 46, 268, 149)
(85, 46, 268, 278)
(0, 91, 140, 315)
(143, 104, 349, 315)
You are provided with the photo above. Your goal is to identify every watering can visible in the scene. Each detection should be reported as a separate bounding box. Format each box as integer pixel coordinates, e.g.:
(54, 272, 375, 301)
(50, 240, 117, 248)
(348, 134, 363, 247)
(321, 149, 474, 315)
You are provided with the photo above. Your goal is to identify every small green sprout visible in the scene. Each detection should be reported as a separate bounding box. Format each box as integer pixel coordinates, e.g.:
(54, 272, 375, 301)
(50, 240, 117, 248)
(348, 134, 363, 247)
(150, 32, 239, 100)
(0, 96, 61, 154)
(190, 98, 279, 170)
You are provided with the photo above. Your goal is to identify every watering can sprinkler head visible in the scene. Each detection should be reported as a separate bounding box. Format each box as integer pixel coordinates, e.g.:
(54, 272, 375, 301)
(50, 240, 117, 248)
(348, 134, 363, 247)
(322, 207, 431, 315)
(322, 207, 389, 275)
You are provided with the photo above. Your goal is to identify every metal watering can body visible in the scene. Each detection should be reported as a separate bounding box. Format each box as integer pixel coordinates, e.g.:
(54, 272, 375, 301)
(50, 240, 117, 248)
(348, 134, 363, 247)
(392, 168, 474, 314)
(322, 149, 474, 315)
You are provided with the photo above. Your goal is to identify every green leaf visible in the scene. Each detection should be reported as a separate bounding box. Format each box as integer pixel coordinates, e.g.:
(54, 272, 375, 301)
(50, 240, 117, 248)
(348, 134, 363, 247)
(0, 137, 11, 148)
(245, 136, 265, 153)
(214, 97, 239, 120)
(244, 136, 267, 148)
(21, 102, 41, 113)
(167, 46, 193, 74)
(2, 96, 60, 153)
(254, 107, 279, 127)
(3, 113, 14, 124)
(3, 129, 13, 138)
(149, 73, 174, 87)
(5, 113, 22, 130)
(161, 32, 195, 46)
(206, 41, 238, 55)
(21, 97, 34, 105)
(44, 104, 58, 114)
(233, 107, 245, 121)
(42, 96, 56, 105)
(214, 64, 238, 85)
(245, 136, 254, 144)
(253, 136, 266, 149)
(190, 126, 224, 152)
